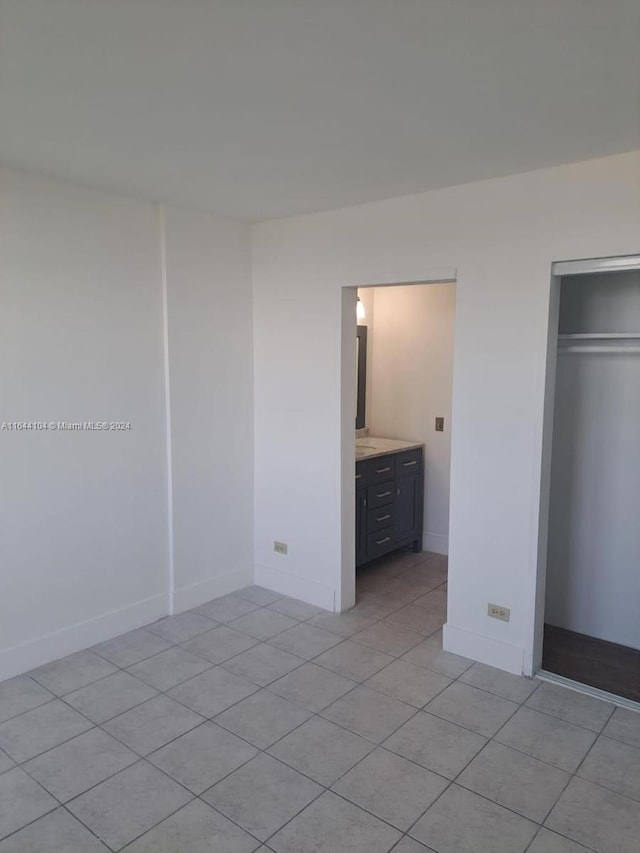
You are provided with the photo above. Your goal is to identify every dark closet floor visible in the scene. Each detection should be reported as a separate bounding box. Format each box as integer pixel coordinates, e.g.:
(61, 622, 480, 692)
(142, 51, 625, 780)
(543, 624, 640, 703)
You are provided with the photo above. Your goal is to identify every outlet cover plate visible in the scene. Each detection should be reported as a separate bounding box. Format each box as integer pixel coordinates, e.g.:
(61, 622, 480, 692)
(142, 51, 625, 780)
(488, 603, 510, 622)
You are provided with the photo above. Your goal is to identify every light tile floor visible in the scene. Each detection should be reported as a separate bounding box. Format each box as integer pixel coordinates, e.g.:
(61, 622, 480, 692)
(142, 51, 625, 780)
(0, 551, 639, 851)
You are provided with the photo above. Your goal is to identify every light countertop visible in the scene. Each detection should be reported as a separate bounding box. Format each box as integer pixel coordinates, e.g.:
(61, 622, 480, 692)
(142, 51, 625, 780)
(356, 436, 424, 461)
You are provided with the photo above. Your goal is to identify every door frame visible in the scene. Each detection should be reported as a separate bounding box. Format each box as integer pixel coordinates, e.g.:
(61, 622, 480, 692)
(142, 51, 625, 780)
(532, 254, 640, 674)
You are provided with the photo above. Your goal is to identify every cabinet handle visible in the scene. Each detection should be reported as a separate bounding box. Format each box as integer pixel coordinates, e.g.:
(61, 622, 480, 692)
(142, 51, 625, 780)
(375, 514, 391, 522)
(402, 460, 417, 467)
(375, 536, 391, 545)
(355, 474, 362, 480)
(376, 490, 392, 498)
(375, 466, 391, 474)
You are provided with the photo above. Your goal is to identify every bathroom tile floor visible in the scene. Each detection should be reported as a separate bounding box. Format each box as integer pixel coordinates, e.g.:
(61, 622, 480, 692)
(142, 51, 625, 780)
(1, 550, 639, 851)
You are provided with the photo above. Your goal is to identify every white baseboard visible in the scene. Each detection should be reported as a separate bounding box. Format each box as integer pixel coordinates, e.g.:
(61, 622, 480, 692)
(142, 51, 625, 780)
(0, 568, 255, 682)
(254, 563, 335, 611)
(443, 622, 524, 675)
(422, 531, 448, 556)
(0, 593, 169, 683)
(172, 568, 253, 614)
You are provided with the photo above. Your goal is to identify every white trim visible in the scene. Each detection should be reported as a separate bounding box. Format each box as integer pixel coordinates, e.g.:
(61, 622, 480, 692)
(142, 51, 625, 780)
(422, 531, 448, 556)
(340, 288, 357, 612)
(443, 622, 524, 675)
(158, 205, 175, 615)
(552, 255, 640, 276)
(537, 670, 640, 714)
(529, 268, 562, 676)
(172, 568, 254, 614)
(356, 268, 458, 288)
(254, 563, 335, 611)
(0, 593, 169, 682)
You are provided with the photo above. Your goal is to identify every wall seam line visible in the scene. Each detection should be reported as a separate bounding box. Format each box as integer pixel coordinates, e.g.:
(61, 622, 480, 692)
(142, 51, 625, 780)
(159, 204, 175, 614)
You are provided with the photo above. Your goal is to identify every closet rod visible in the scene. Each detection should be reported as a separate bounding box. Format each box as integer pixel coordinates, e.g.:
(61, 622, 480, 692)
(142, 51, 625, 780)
(558, 346, 640, 354)
(558, 333, 640, 341)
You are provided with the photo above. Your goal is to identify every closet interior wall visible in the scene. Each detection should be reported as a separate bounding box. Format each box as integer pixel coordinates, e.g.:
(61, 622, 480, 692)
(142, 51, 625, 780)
(545, 270, 640, 652)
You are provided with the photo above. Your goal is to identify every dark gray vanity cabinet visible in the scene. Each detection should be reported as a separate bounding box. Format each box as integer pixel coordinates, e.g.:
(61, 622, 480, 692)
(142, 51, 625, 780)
(355, 446, 424, 566)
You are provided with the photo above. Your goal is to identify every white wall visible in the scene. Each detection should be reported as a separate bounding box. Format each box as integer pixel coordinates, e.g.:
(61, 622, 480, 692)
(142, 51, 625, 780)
(0, 169, 254, 680)
(367, 284, 455, 556)
(252, 150, 640, 675)
(0, 169, 169, 680)
(164, 206, 254, 611)
(546, 271, 640, 650)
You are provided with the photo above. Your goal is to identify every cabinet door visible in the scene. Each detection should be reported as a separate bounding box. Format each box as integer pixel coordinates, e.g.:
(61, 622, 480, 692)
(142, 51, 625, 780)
(355, 488, 368, 566)
(395, 473, 421, 544)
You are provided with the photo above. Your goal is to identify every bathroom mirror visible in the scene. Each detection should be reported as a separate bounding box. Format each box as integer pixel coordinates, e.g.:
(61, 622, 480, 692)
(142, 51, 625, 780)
(356, 325, 367, 429)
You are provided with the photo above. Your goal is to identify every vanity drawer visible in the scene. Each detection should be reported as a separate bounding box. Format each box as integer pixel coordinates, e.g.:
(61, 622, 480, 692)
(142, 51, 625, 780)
(367, 505, 394, 533)
(395, 448, 423, 473)
(367, 528, 395, 559)
(367, 481, 395, 509)
(356, 454, 396, 487)
(369, 455, 396, 482)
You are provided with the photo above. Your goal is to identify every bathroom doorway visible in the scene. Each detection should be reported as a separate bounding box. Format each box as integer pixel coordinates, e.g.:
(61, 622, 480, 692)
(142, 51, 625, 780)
(341, 279, 457, 628)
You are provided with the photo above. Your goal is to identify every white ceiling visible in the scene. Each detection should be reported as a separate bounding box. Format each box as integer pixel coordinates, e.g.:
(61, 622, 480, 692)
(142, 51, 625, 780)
(1, 0, 639, 221)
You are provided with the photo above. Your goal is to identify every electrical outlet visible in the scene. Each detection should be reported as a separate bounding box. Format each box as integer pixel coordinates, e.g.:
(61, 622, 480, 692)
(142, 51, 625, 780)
(274, 541, 288, 555)
(488, 603, 510, 622)
(435, 417, 445, 432)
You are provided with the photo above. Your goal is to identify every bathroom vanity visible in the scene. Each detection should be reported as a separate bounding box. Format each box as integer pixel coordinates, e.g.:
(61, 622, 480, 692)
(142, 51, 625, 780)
(355, 437, 424, 566)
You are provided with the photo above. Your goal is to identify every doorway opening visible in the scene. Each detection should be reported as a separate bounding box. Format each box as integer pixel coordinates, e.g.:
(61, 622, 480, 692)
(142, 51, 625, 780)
(342, 279, 456, 633)
(537, 256, 640, 705)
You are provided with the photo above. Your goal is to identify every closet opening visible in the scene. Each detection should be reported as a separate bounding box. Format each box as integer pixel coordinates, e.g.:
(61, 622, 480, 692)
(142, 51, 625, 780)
(539, 257, 640, 704)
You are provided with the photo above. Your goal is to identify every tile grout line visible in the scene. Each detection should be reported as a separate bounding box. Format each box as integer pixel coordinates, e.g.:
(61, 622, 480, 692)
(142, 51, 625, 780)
(250, 618, 484, 846)
(400, 684, 616, 852)
(2, 561, 634, 852)
(318, 604, 618, 851)
(51, 670, 621, 853)
(193, 574, 461, 844)
(177, 574, 632, 850)
(190, 564, 448, 849)
(428, 691, 595, 842)
(0, 662, 625, 811)
(4, 606, 315, 771)
(6, 597, 361, 845)
(0, 629, 624, 790)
